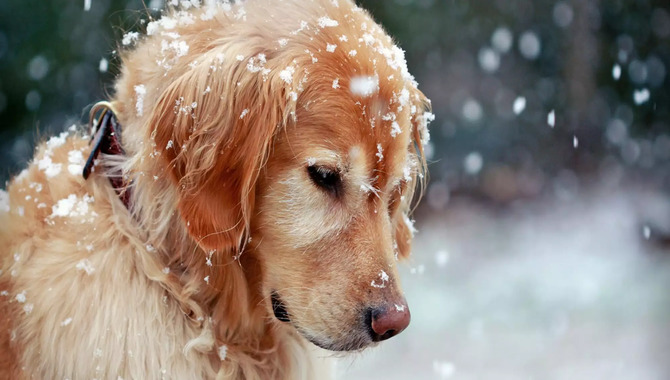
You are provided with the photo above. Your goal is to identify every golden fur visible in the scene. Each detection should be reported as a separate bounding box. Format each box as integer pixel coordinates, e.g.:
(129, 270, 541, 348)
(0, 0, 431, 378)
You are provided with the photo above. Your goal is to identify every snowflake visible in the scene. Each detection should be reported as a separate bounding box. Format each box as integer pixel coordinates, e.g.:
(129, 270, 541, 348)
(279, 65, 295, 84)
(134, 85, 146, 116)
(317, 17, 338, 28)
(75, 259, 95, 275)
(121, 32, 139, 46)
(370, 270, 389, 288)
(349, 75, 378, 97)
(218, 345, 228, 360)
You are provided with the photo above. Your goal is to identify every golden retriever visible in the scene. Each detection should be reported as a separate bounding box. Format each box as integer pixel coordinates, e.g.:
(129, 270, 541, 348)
(0, 0, 432, 378)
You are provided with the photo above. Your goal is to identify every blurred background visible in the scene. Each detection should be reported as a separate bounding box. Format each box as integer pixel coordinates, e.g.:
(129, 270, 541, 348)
(1, 0, 669, 379)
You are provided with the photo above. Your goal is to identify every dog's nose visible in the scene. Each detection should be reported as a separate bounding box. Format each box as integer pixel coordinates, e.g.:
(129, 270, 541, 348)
(368, 302, 411, 342)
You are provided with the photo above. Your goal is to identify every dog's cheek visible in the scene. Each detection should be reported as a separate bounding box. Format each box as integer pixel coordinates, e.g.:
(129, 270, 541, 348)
(264, 173, 348, 249)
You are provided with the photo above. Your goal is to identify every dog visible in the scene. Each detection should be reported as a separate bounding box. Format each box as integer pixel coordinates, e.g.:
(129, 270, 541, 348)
(0, 0, 432, 378)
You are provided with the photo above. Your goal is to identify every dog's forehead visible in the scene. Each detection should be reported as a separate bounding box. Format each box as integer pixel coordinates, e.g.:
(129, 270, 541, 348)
(297, 94, 412, 191)
(277, 0, 420, 183)
(295, 104, 411, 194)
(301, 74, 413, 178)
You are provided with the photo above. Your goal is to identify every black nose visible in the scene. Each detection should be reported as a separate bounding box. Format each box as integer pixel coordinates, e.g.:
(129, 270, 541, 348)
(367, 302, 411, 342)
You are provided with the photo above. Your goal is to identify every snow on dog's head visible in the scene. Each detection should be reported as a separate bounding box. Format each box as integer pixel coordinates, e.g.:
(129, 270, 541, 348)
(117, 0, 432, 352)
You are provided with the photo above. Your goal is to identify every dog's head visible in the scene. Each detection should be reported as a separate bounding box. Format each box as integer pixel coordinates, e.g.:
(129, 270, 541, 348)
(139, 0, 432, 351)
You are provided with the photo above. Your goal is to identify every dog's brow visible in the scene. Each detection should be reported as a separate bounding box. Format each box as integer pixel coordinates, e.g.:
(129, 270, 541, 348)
(304, 150, 341, 168)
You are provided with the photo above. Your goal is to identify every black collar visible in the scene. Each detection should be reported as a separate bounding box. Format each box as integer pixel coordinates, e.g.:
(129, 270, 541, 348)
(83, 102, 131, 208)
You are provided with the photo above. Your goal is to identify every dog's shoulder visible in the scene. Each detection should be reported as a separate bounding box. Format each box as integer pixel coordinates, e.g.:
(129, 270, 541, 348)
(0, 130, 139, 378)
(1, 131, 99, 240)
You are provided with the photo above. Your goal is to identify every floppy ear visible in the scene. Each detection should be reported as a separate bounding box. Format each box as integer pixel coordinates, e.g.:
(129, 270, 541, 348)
(148, 48, 293, 252)
(393, 89, 432, 260)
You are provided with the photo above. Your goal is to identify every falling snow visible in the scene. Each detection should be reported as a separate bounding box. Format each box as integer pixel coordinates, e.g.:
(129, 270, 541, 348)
(99, 58, 108, 73)
(435, 250, 450, 267)
(612, 64, 621, 80)
(547, 110, 556, 128)
(462, 98, 482, 122)
(633, 88, 650, 105)
(478, 47, 500, 73)
(433, 361, 456, 379)
(513, 96, 526, 115)
(463, 152, 483, 175)
(491, 27, 513, 53)
(519, 31, 541, 60)
(3, 2, 670, 379)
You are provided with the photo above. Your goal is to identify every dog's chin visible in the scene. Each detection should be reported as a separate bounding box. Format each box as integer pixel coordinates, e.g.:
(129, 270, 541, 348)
(270, 291, 374, 352)
(301, 332, 375, 352)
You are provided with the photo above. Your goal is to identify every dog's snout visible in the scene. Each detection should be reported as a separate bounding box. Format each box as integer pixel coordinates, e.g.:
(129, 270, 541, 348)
(367, 302, 411, 342)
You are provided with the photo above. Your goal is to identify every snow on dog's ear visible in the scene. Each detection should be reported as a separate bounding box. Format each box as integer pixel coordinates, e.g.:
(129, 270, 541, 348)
(148, 47, 295, 252)
(393, 89, 432, 260)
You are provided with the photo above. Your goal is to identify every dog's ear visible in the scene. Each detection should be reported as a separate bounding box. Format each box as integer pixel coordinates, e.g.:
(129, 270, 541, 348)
(393, 89, 432, 260)
(148, 48, 295, 252)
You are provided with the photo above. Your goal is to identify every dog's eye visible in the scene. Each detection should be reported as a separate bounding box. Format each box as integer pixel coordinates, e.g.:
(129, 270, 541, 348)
(307, 165, 341, 196)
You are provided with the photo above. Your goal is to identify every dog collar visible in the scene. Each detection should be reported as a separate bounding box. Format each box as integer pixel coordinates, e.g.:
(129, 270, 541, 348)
(83, 102, 131, 209)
